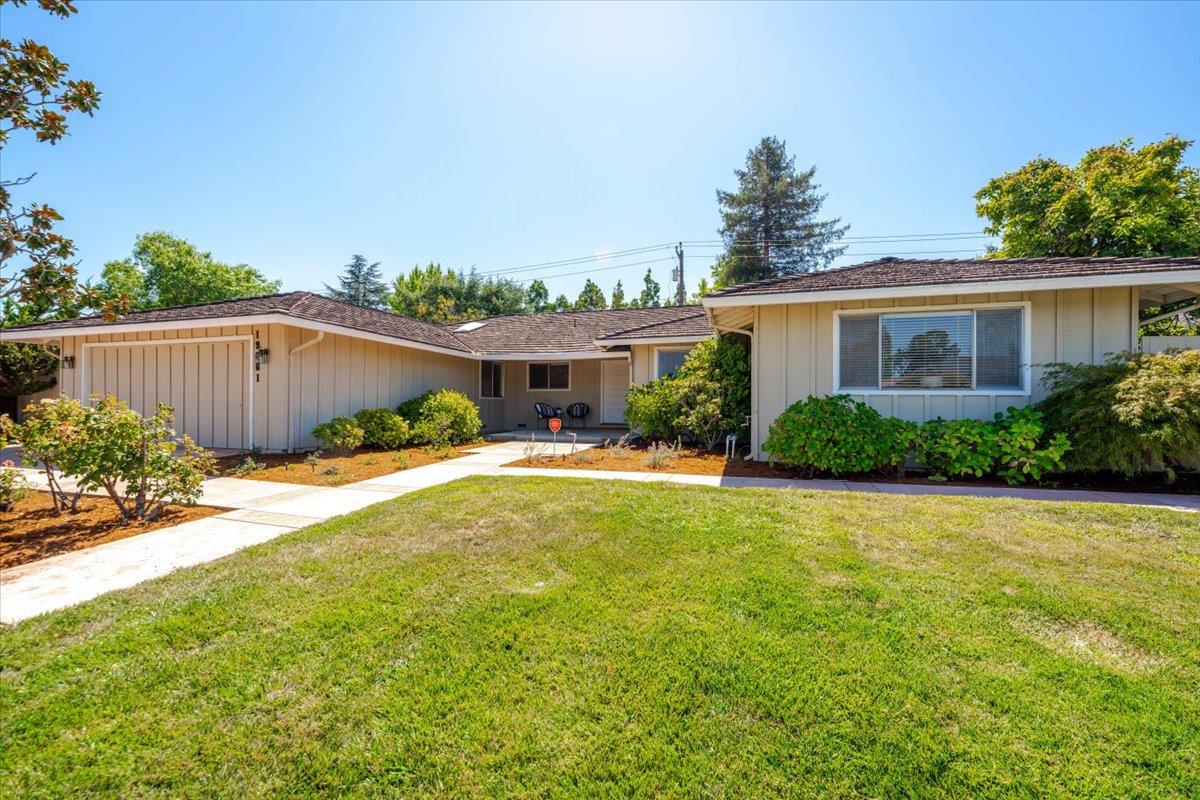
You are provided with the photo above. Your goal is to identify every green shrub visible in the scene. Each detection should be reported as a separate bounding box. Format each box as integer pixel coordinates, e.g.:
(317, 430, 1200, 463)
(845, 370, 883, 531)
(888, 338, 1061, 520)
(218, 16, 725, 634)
(763, 395, 917, 476)
(7, 396, 88, 514)
(1037, 350, 1200, 476)
(353, 407, 410, 449)
(624, 336, 752, 448)
(398, 389, 482, 446)
(624, 377, 687, 441)
(917, 418, 999, 480)
(918, 407, 1069, 485)
(311, 416, 365, 453)
(0, 461, 30, 511)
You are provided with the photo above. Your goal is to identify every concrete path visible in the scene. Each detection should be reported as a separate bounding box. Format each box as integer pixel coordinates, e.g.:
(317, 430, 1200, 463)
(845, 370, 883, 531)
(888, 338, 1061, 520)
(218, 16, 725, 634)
(486, 465, 1200, 513)
(5, 440, 1196, 624)
(0, 443, 536, 624)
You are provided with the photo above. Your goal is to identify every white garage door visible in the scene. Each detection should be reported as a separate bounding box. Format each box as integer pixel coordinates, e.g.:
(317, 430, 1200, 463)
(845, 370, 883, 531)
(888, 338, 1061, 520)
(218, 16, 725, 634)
(82, 336, 253, 450)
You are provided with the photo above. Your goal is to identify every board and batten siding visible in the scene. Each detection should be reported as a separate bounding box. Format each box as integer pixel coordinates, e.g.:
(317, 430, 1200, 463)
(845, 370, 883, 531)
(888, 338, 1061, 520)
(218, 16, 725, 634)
(47, 323, 486, 451)
(748, 287, 1138, 458)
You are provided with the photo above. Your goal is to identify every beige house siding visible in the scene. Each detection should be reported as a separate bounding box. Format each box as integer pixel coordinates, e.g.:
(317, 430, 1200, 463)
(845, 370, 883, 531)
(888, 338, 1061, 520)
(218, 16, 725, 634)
(48, 323, 480, 452)
(748, 287, 1138, 458)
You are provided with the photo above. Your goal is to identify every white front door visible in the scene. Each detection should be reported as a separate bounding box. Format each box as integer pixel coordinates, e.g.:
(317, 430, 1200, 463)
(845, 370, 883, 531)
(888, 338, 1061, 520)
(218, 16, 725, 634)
(600, 360, 630, 425)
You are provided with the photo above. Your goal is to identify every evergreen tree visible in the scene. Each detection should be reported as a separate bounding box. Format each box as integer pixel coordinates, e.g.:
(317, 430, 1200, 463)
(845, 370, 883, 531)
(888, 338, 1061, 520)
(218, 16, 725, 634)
(575, 278, 607, 310)
(526, 279, 550, 312)
(325, 254, 389, 308)
(552, 294, 573, 312)
(689, 277, 711, 304)
(715, 136, 848, 285)
(610, 280, 627, 309)
(637, 267, 662, 308)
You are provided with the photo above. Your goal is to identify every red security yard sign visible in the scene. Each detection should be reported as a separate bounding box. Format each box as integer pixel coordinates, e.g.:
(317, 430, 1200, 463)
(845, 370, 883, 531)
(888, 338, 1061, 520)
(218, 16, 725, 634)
(548, 417, 562, 433)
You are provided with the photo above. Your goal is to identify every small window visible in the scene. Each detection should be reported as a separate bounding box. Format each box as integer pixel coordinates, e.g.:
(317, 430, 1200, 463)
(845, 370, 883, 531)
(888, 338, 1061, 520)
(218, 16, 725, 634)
(838, 314, 879, 389)
(975, 308, 1023, 390)
(528, 362, 570, 390)
(480, 360, 503, 399)
(655, 348, 690, 378)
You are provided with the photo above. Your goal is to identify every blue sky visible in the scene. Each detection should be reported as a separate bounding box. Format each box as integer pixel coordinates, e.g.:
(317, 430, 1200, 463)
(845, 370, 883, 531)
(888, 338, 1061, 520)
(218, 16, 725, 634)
(5, 0, 1198, 301)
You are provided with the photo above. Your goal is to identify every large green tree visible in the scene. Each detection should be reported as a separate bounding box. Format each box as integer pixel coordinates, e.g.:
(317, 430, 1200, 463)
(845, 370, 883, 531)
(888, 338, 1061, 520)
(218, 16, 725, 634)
(610, 279, 627, 310)
(388, 263, 527, 322)
(525, 279, 550, 312)
(325, 254, 388, 308)
(635, 267, 661, 308)
(94, 232, 279, 310)
(1, 0, 104, 404)
(976, 136, 1200, 258)
(714, 136, 848, 286)
(574, 278, 606, 310)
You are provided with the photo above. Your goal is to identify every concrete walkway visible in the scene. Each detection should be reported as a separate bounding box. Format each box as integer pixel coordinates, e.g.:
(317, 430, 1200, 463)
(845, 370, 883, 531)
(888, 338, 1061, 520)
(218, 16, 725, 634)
(5, 441, 1196, 624)
(0, 442, 533, 624)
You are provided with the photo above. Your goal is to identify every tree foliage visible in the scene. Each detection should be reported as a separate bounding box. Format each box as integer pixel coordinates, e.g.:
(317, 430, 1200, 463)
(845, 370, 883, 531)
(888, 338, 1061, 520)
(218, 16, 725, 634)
(976, 135, 1200, 258)
(94, 232, 279, 310)
(574, 278, 606, 310)
(388, 263, 527, 322)
(714, 136, 848, 286)
(0, 0, 108, 316)
(610, 279, 626, 310)
(325, 254, 388, 308)
(525, 279, 550, 312)
(635, 267, 661, 308)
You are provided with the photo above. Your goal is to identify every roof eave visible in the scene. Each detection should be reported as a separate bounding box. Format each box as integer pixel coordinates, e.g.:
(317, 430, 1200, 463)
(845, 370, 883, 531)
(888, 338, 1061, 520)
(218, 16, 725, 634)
(701, 269, 1200, 307)
(593, 334, 711, 346)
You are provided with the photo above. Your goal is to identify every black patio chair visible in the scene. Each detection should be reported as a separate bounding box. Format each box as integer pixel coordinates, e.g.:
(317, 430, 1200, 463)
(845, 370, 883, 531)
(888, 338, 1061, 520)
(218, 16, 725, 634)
(565, 402, 590, 429)
(533, 402, 561, 429)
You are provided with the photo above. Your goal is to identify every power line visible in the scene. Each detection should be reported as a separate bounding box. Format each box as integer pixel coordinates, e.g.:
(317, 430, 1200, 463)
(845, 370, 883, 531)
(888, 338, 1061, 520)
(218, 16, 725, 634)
(510, 256, 678, 286)
(685, 248, 989, 260)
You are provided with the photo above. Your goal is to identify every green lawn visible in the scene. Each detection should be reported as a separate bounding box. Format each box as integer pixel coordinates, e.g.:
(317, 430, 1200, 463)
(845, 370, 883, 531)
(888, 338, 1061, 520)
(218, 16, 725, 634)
(2, 477, 1198, 798)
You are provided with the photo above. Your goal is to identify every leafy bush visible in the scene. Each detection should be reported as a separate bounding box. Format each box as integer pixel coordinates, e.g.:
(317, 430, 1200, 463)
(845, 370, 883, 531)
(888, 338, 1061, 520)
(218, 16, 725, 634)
(763, 395, 917, 476)
(0, 460, 30, 511)
(311, 417, 365, 453)
(353, 407, 410, 449)
(398, 389, 482, 446)
(918, 407, 1069, 485)
(917, 418, 999, 480)
(7, 397, 88, 514)
(623, 336, 752, 449)
(69, 398, 214, 522)
(1037, 350, 1200, 476)
(624, 377, 687, 441)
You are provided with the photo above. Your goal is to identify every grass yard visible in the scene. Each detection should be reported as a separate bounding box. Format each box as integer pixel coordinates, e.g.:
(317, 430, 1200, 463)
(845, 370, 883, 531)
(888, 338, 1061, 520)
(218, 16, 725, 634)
(2, 477, 1197, 798)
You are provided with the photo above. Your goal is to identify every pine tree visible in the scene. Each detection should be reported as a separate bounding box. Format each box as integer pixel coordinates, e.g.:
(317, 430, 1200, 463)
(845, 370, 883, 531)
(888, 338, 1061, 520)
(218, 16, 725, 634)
(637, 267, 661, 308)
(610, 280, 627, 309)
(325, 254, 389, 308)
(526, 279, 550, 312)
(716, 136, 848, 285)
(552, 294, 572, 312)
(575, 278, 607, 310)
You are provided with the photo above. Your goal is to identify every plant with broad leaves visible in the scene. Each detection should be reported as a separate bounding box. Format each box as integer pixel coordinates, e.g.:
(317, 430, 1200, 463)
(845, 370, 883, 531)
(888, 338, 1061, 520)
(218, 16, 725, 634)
(0, 459, 30, 511)
(311, 417, 364, 454)
(4, 395, 86, 513)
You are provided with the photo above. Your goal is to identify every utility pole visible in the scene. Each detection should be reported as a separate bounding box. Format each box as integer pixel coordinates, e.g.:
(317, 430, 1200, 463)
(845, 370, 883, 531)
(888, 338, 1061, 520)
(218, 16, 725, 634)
(672, 241, 686, 306)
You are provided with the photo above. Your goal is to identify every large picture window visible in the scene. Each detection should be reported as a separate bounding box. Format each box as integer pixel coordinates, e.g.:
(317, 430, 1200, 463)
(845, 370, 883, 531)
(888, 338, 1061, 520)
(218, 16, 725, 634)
(480, 360, 503, 399)
(838, 308, 1024, 392)
(528, 362, 570, 391)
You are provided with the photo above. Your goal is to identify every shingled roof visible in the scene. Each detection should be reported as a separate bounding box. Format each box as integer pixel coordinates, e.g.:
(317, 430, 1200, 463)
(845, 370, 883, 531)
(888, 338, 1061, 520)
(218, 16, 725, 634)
(1, 292, 715, 355)
(446, 306, 712, 354)
(706, 256, 1200, 299)
(1, 292, 472, 353)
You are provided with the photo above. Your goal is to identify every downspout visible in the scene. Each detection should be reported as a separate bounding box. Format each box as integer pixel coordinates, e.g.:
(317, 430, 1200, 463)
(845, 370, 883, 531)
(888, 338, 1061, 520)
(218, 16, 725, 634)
(286, 330, 325, 452)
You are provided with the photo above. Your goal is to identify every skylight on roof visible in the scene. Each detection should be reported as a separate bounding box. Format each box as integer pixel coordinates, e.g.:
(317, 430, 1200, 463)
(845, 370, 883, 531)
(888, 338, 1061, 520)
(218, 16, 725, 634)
(455, 321, 488, 332)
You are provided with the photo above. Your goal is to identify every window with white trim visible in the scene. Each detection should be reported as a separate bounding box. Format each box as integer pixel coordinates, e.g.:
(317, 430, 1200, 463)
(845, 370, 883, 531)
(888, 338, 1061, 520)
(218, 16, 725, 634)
(480, 360, 503, 399)
(838, 308, 1024, 391)
(528, 362, 570, 390)
(654, 347, 690, 378)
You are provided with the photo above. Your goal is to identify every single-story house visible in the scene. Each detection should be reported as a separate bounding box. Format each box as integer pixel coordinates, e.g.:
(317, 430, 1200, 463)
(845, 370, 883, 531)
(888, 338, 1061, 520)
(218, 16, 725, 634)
(3, 255, 1197, 458)
(0, 294, 713, 451)
(700, 255, 1200, 459)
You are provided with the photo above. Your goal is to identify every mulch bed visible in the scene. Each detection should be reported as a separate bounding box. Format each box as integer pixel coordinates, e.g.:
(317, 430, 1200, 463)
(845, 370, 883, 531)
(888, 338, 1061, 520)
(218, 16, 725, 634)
(1, 492, 225, 570)
(514, 443, 1200, 495)
(212, 443, 481, 487)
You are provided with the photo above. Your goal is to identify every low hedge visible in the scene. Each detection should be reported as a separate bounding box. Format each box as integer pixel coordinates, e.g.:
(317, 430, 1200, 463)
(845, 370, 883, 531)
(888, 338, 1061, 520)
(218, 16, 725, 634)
(353, 408, 410, 449)
(397, 389, 482, 446)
